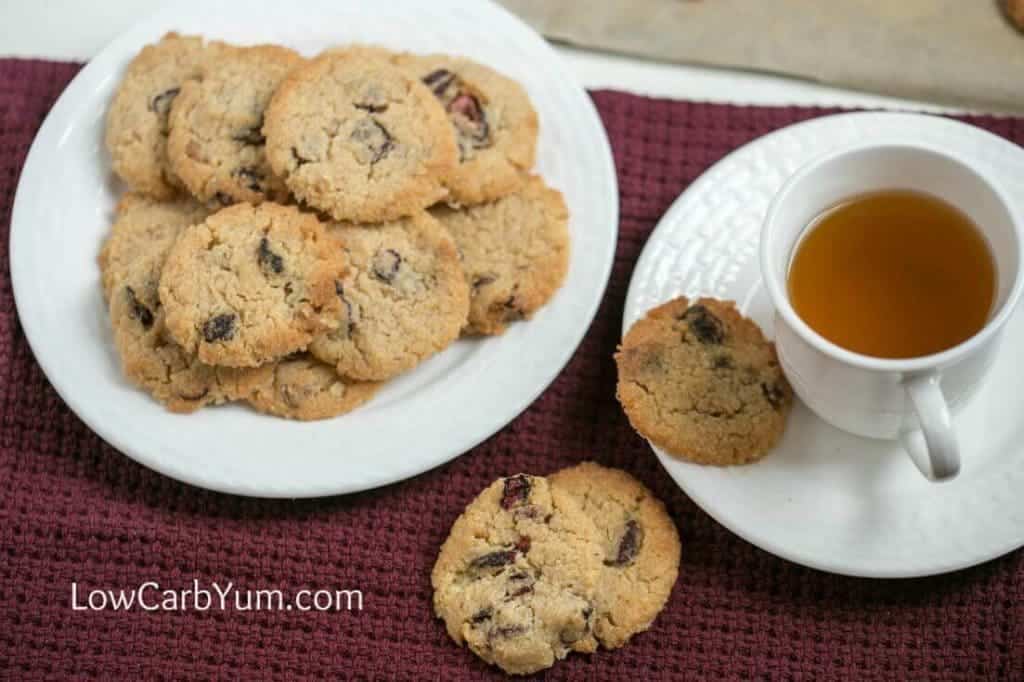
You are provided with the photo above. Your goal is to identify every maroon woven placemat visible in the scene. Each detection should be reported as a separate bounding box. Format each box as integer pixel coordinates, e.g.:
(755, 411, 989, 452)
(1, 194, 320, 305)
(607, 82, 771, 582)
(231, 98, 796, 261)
(2, 59, 1023, 681)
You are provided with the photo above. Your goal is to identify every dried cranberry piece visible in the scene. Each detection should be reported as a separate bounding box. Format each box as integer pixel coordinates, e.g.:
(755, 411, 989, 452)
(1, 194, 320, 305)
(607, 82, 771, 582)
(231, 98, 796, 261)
(470, 550, 516, 570)
(500, 475, 531, 510)
(202, 313, 236, 343)
(447, 93, 490, 147)
(258, 237, 284, 275)
(150, 87, 180, 117)
(124, 286, 154, 329)
(371, 249, 402, 283)
(682, 304, 725, 345)
(335, 281, 356, 335)
(470, 607, 493, 625)
(605, 519, 644, 567)
(514, 536, 531, 554)
(422, 68, 456, 96)
(350, 118, 394, 164)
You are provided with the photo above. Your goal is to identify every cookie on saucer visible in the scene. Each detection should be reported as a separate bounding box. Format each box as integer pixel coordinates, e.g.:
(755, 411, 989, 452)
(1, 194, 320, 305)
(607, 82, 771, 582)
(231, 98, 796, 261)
(616, 297, 793, 465)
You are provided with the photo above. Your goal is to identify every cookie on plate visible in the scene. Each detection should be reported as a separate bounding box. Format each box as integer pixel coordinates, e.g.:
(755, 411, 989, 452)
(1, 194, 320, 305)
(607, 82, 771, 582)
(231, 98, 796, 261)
(549, 462, 681, 650)
(432, 474, 603, 675)
(308, 211, 469, 381)
(245, 354, 380, 421)
(264, 52, 457, 222)
(395, 53, 538, 205)
(98, 193, 210, 302)
(109, 260, 262, 413)
(431, 175, 569, 335)
(105, 33, 215, 198)
(159, 202, 346, 368)
(167, 44, 302, 206)
(616, 297, 793, 465)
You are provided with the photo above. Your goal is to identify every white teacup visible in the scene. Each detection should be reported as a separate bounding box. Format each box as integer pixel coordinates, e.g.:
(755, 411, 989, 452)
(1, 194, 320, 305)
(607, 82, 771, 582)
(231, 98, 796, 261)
(761, 143, 1024, 482)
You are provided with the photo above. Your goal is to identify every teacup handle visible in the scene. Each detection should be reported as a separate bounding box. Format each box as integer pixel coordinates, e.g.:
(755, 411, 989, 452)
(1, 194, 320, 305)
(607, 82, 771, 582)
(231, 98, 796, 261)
(900, 372, 960, 482)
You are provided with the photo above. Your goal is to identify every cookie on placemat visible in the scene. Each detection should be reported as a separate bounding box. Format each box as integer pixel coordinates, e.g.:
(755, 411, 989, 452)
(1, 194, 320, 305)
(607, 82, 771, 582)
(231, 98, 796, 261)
(616, 297, 792, 465)
(159, 202, 346, 368)
(309, 211, 469, 381)
(245, 354, 380, 421)
(395, 53, 538, 205)
(1004, 0, 1024, 29)
(431, 175, 569, 335)
(432, 474, 603, 675)
(110, 261, 262, 413)
(167, 44, 302, 206)
(264, 52, 457, 222)
(549, 462, 681, 650)
(98, 193, 209, 302)
(105, 33, 214, 199)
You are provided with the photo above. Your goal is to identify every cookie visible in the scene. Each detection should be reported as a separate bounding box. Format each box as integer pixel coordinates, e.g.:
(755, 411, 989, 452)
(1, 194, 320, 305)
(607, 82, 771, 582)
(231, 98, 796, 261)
(431, 175, 569, 335)
(1004, 0, 1024, 29)
(109, 260, 262, 413)
(167, 44, 302, 206)
(396, 53, 538, 205)
(432, 475, 603, 675)
(105, 33, 215, 198)
(245, 354, 380, 421)
(264, 52, 457, 222)
(616, 297, 793, 465)
(159, 202, 346, 368)
(98, 193, 210, 302)
(549, 462, 681, 650)
(308, 211, 469, 381)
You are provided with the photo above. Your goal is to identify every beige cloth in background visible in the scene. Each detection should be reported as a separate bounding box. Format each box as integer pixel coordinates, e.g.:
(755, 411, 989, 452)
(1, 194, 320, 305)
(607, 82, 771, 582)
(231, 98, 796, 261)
(500, 0, 1024, 112)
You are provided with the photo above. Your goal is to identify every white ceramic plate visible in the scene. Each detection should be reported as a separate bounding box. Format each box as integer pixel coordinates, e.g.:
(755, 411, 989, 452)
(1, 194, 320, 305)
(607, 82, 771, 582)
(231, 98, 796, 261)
(9, 0, 617, 497)
(625, 112, 1024, 577)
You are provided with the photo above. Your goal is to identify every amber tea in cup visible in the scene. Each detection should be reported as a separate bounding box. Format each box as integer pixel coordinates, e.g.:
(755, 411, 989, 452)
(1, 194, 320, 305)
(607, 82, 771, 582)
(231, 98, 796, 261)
(786, 189, 996, 359)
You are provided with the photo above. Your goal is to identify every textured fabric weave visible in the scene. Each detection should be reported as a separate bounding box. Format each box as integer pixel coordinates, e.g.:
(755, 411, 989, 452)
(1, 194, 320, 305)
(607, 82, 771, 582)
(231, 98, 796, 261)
(1, 59, 1023, 680)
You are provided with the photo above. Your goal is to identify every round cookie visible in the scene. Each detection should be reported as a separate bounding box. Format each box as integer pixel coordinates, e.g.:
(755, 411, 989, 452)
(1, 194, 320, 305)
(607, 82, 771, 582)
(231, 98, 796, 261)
(167, 44, 302, 206)
(616, 297, 793, 465)
(105, 33, 215, 198)
(395, 53, 538, 205)
(159, 202, 346, 368)
(264, 52, 457, 222)
(432, 474, 603, 675)
(308, 211, 469, 381)
(109, 261, 263, 413)
(98, 193, 210, 302)
(245, 354, 380, 421)
(431, 175, 569, 335)
(548, 462, 681, 650)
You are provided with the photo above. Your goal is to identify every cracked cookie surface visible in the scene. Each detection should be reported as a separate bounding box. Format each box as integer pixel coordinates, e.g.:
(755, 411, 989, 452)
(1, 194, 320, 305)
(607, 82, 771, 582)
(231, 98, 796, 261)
(159, 202, 346, 368)
(110, 257, 264, 413)
(105, 32, 216, 199)
(245, 353, 380, 420)
(431, 175, 569, 335)
(98, 193, 210, 302)
(167, 44, 302, 206)
(264, 52, 457, 222)
(309, 211, 469, 381)
(616, 297, 793, 465)
(395, 53, 537, 206)
(432, 475, 603, 675)
(549, 462, 681, 649)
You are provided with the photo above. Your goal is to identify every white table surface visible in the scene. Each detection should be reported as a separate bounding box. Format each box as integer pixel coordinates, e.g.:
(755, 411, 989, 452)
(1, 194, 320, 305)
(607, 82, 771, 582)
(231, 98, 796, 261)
(0, 0, 983, 115)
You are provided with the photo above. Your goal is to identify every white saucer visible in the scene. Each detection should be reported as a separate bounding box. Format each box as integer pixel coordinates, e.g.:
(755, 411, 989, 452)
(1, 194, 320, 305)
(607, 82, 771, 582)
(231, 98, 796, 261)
(624, 112, 1024, 577)
(9, 0, 618, 498)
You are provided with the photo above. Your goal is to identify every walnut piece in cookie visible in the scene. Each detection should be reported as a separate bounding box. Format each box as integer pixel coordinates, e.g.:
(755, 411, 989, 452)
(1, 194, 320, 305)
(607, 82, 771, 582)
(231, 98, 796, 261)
(431, 175, 569, 336)
(263, 52, 457, 222)
(159, 202, 347, 368)
(616, 296, 793, 465)
(549, 462, 681, 650)
(167, 44, 302, 206)
(432, 475, 604, 675)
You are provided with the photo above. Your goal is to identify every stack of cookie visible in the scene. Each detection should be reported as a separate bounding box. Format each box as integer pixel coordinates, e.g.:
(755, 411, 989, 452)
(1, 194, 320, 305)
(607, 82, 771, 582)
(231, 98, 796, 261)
(101, 33, 570, 419)
(432, 463, 681, 675)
